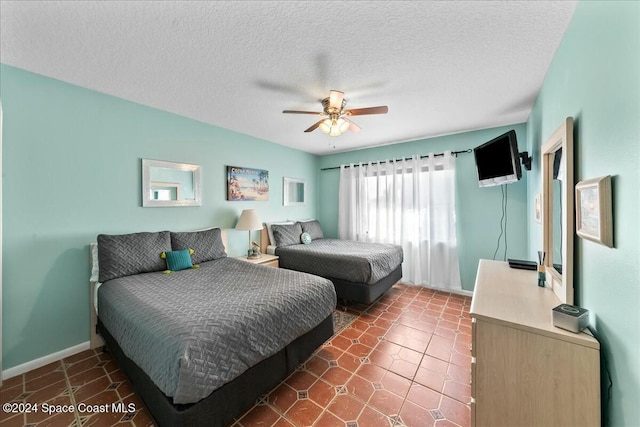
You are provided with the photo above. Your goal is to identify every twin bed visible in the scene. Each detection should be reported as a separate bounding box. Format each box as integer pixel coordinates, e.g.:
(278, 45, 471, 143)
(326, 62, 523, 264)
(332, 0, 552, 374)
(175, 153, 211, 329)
(263, 220, 403, 304)
(91, 222, 403, 426)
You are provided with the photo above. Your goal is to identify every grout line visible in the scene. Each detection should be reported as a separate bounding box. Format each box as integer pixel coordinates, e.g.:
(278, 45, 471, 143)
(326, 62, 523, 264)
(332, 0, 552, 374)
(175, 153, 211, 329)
(21, 373, 26, 427)
(386, 289, 415, 427)
(60, 356, 82, 427)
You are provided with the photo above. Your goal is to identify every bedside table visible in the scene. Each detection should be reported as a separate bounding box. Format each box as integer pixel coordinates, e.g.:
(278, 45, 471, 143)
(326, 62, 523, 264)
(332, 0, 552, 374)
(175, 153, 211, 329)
(234, 253, 279, 268)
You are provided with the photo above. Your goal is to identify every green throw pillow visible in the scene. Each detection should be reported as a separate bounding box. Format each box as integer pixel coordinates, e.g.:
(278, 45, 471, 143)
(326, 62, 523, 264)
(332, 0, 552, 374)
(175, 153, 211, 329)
(160, 248, 199, 273)
(301, 232, 312, 245)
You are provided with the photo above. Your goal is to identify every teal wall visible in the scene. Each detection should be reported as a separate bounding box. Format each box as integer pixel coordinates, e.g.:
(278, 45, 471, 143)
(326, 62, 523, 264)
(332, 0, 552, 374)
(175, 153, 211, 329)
(0, 65, 318, 369)
(525, 1, 639, 424)
(318, 124, 530, 292)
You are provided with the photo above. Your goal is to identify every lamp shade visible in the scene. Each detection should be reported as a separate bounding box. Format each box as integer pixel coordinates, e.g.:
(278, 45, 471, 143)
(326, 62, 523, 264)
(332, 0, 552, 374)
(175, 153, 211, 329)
(235, 209, 262, 231)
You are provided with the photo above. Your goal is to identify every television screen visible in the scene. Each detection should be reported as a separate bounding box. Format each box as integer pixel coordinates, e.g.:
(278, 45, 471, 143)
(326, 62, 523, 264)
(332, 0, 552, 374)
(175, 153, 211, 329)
(474, 130, 521, 187)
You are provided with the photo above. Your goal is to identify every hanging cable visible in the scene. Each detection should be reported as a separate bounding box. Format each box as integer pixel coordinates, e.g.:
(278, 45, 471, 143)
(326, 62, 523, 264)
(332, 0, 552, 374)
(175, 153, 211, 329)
(493, 185, 506, 260)
(504, 184, 508, 261)
(586, 327, 613, 426)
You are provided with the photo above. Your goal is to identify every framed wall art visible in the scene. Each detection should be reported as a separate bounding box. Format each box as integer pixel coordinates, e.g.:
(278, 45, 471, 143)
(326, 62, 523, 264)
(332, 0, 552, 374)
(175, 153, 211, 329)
(575, 175, 612, 247)
(226, 166, 269, 201)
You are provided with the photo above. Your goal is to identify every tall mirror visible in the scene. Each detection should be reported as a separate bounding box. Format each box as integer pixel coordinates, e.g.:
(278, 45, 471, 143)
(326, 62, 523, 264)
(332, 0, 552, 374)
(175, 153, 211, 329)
(283, 177, 306, 206)
(542, 117, 573, 304)
(552, 148, 564, 273)
(142, 159, 201, 207)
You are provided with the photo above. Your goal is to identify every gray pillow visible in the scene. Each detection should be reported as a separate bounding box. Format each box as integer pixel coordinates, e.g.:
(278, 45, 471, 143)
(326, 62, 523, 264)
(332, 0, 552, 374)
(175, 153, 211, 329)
(97, 231, 171, 282)
(271, 222, 303, 247)
(170, 228, 227, 264)
(299, 220, 324, 240)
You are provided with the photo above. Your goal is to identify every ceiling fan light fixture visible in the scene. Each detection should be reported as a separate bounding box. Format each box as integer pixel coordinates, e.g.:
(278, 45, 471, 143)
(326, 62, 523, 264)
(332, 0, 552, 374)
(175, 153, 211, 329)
(319, 118, 332, 134)
(337, 118, 349, 133)
(329, 126, 342, 137)
(283, 90, 388, 136)
(321, 117, 347, 136)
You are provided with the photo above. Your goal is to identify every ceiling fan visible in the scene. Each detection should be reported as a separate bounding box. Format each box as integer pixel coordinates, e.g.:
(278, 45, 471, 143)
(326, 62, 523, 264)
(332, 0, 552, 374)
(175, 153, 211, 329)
(283, 90, 388, 136)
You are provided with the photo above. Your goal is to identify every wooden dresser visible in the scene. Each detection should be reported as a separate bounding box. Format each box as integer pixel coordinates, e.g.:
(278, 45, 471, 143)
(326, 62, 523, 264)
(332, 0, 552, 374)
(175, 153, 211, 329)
(470, 260, 600, 427)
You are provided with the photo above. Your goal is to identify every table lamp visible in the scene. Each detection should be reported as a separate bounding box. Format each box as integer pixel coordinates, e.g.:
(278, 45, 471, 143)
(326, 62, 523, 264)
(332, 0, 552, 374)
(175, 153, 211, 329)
(235, 209, 262, 259)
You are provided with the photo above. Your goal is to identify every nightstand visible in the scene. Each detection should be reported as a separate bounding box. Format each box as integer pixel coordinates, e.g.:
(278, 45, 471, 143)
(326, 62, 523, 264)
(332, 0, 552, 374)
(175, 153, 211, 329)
(234, 253, 279, 268)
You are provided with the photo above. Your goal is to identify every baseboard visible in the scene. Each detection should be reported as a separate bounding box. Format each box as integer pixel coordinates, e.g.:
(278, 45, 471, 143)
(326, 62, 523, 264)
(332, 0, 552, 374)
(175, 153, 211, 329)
(2, 341, 90, 380)
(424, 285, 474, 298)
(450, 288, 474, 297)
(430, 287, 473, 297)
(404, 282, 473, 298)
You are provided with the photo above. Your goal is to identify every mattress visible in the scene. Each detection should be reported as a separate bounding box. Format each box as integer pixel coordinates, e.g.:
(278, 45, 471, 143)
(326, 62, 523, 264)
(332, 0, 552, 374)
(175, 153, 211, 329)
(97, 257, 336, 404)
(275, 238, 403, 284)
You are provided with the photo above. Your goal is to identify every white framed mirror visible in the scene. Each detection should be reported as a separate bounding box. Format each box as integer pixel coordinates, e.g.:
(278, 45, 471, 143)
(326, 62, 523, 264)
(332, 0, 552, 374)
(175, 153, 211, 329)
(142, 159, 201, 207)
(283, 177, 306, 206)
(542, 117, 574, 304)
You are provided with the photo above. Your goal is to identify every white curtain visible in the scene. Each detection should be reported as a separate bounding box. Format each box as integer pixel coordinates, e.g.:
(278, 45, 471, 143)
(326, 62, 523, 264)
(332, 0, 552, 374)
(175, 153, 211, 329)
(338, 153, 461, 291)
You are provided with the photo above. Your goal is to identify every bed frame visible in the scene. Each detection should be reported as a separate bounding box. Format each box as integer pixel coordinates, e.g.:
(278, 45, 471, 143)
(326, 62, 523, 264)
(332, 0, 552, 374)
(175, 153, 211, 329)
(328, 264, 402, 304)
(99, 316, 333, 427)
(260, 226, 402, 304)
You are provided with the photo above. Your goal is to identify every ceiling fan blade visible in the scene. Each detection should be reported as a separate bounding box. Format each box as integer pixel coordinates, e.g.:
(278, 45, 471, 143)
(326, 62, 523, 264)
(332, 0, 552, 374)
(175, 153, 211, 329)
(329, 90, 344, 110)
(304, 120, 325, 133)
(344, 117, 361, 133)
(282, 110, 324, 115)
(345, 106, 389, 116)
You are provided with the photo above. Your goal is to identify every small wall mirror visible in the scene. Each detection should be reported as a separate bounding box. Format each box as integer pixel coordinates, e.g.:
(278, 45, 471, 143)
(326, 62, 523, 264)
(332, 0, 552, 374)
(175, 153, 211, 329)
(542, 117, 574, 304)
(142, 159, 201, 207)
(283, 177, 306, 206)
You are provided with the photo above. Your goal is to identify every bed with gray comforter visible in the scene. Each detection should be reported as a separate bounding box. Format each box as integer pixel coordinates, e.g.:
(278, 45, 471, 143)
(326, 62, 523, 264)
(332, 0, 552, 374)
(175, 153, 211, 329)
(95, 228, 336, 425)
(275, 238, 403, 285)
(270, 221, 404, 304)
(98, 257, 335, 404)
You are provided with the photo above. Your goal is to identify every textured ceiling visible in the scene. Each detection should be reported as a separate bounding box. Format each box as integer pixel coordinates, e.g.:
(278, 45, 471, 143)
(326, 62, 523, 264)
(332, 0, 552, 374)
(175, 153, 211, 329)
(0, 1, 577, 155)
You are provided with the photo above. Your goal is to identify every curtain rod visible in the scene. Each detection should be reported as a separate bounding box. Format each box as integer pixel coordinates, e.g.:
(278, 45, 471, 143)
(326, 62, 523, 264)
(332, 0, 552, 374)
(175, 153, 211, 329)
(320, 148, 472, 171)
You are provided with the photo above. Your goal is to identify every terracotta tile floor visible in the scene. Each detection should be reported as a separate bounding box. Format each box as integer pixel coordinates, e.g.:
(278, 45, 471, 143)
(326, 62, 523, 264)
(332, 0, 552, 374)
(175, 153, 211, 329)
(0, 283, 472, 426)
(0, 347, 154, 427)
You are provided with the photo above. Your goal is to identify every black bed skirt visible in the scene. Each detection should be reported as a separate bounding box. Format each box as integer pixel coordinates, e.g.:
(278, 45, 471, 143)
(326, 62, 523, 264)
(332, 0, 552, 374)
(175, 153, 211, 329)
(330, 264, 403, 304)
(98, 314, 334, 427)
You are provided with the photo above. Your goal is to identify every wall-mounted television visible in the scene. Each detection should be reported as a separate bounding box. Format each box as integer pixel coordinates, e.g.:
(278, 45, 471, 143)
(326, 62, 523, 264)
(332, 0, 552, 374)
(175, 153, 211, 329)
(474, 130, 522, 187)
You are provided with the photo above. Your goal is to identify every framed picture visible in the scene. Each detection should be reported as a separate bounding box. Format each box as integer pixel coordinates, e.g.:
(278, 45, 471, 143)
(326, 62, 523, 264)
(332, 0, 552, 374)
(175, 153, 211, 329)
(226, 166, 269, 201)
(575, 175, 612, 247)
(534, 193, 542, 223)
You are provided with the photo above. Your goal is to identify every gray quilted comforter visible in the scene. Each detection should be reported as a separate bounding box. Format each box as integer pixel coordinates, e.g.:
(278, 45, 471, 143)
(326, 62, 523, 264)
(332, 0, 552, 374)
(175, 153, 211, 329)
(275, 239, 403, 284)
(98, 257, 336, 404)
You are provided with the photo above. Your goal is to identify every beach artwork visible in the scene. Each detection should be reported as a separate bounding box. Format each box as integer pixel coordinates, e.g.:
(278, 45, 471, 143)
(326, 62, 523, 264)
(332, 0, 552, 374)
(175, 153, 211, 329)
(227, 166, 269, 201)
